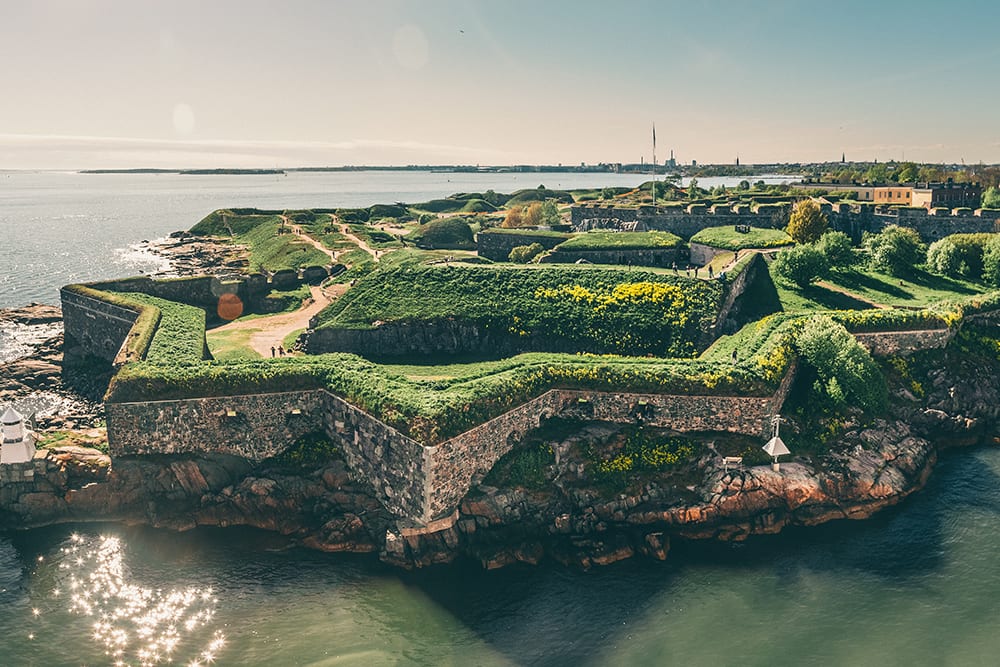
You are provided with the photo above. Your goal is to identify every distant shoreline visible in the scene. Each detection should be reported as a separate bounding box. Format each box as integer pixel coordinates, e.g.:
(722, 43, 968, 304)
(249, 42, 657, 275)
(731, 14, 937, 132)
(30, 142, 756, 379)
(79, 168, 287, 175)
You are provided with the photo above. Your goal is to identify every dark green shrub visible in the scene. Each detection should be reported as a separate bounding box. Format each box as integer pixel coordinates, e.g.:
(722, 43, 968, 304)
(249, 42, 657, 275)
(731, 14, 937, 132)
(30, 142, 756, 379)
(772, 244, 829, 286)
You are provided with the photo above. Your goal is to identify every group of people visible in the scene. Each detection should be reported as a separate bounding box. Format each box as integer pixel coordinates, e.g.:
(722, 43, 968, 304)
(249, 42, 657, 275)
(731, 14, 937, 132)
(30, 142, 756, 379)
(270, 345, 286, 357)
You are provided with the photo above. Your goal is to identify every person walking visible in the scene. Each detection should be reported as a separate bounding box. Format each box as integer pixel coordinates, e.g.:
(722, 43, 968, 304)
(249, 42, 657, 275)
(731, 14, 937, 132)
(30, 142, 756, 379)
(271, 346, 276, 358)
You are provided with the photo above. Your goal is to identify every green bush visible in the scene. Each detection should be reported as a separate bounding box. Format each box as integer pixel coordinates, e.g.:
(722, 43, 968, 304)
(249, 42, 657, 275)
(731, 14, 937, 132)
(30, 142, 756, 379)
(773, 244, 829, 286)
(817, 230, 856, 268)
(864, 225, 926, 276)
(508, 243, 544, 263)
(983, 236, 1000, 286)
(796, 315, 887, 413)
(926, 233, 995, 280)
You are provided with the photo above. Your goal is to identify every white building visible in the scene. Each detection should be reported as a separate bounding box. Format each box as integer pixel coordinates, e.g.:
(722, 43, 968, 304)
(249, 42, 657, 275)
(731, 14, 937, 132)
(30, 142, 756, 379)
(1, 406, 37, 464)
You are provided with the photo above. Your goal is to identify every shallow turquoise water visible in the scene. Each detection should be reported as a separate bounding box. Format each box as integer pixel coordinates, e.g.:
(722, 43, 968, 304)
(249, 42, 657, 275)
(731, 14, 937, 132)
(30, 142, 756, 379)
(1, 446, 998, 666)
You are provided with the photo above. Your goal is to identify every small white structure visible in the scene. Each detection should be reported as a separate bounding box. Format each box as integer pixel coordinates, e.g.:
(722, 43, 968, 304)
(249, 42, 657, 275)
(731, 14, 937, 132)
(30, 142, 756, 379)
(762, 415, 790, 472)
(1, 406, 37, 465)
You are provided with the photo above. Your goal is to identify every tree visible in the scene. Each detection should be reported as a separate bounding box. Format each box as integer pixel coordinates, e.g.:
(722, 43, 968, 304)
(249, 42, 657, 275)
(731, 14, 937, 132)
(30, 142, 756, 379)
(863, 225, 925, 276)
(539, 200, 561, 226)
(982, 235, 1000, 286)
(737, 180, 751, 191)
(817, 230, 855, 268)
(926, 238, 962, 277)
(501, 205, 524, 228)
(508, 243, 544, 263)
(796, 315, 887, 412)
(894, 162, 919, 183)
(772, 244, 829, 286)
(982, 186, 1000, 209)
(786, 200, 829, 244)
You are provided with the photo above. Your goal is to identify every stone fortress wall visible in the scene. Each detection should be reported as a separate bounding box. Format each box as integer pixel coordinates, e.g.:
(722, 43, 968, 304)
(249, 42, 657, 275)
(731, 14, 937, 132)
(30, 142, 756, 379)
(103, 370, 799, 525)
(571, 203, 1000, 243)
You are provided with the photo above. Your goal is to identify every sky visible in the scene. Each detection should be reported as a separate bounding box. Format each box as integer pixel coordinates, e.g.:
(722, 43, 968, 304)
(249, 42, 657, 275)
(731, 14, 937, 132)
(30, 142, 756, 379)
(2, 0, 999, 169)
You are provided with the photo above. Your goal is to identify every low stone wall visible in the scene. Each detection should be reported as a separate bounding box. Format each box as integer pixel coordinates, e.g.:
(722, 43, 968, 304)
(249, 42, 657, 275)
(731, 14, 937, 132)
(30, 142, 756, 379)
(688, 242, 727, 266)
(87, 276, 238, 309)
(60, 287, 140, 362)
(305, 318, 534, 359)
(854, 328, 955, 357)
(106, 390, 325, 459)
(539, 246, 685, 268)
(422, 364, 798, 522)
(476, 231, 569, 262)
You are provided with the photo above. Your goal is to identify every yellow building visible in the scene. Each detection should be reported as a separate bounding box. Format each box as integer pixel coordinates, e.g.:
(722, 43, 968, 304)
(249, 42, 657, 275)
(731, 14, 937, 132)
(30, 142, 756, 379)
(873, 186, 912, 205)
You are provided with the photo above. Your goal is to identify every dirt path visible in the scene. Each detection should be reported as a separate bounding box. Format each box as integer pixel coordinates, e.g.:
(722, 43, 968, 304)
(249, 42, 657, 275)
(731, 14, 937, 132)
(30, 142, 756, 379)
(329, 214, 380, 261)
(212, 284, 346, 357)
(281, 215, 338, 262)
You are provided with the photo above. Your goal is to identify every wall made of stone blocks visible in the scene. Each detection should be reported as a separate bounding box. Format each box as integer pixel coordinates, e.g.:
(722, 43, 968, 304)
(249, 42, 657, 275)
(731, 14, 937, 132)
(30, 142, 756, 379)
(106, 391, 325, 459)
(60, 288, 141, 362)
(424, 391, 567, 520)
(319, 392, 427, 521)
(854, 328, 954, 357)
(539, 246, 684, 268)
(476, 232, 568, 262)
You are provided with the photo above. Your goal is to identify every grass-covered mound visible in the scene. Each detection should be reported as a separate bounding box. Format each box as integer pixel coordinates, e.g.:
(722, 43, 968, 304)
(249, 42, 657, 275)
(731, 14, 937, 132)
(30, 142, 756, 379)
(554, 231, 684, 251)
(690, 226, 793, 251)
(408, 218, 475, 249)
(315, 265, 724, 357)
(190, 212, 330, 272)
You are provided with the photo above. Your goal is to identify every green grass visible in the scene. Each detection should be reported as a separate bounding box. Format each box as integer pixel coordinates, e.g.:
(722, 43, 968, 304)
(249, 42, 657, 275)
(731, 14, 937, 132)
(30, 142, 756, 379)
(773, 264, 987, 312)
(478, 228, 572, 239)
(316, 264, 724, 357)
(190, 213, 330, 272)
(283, 327, 305, 351)
(554, 231, 683, 251)
(690, 225, 794, 251)
(116, 293, 206, 363)
(206, 328, 263, 362)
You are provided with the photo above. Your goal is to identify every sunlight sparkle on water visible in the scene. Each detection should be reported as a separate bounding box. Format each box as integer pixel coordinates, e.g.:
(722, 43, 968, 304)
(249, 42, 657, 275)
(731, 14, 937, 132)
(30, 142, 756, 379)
(54, 535, 226, 666)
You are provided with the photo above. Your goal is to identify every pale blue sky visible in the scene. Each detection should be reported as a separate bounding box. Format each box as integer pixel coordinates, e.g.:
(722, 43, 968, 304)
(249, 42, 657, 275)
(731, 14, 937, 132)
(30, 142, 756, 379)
(2, 0, 998, 168)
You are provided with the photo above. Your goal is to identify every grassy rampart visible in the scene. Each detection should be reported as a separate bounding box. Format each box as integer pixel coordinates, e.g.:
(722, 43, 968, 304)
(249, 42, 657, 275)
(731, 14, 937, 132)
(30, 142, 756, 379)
(315, 264, 724, 357)
(690, 226, 793, 250)
(553, 231, 684, 251)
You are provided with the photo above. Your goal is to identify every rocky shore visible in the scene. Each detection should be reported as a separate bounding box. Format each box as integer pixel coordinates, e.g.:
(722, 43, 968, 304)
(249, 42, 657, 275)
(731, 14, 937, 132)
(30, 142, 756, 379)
(136, 231, 249, 279)
(1, 306, 997, 570)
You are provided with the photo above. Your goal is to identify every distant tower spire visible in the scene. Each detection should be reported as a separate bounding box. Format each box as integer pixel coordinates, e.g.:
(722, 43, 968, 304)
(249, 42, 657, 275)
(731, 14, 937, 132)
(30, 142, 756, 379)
(842, 152, 846, 163)
(651, 122, 657, 173)
(736, 155, 740, 167)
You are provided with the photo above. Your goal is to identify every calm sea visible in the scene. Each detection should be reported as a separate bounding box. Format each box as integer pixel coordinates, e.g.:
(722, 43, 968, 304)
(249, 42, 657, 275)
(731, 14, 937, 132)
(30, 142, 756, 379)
(0, 170, 789, 308)
(6, 170, 994, 666)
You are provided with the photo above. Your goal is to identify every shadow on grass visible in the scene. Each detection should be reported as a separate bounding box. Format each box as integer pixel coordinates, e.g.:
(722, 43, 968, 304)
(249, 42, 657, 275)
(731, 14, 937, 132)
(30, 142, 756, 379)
(903, 269, 979, 295)
(831, 270, 912, 300)
(796, 283, 876, 311)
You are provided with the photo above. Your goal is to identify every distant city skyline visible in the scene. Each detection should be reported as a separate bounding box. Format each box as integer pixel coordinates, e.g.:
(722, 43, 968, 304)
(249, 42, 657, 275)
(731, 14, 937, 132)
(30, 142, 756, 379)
(2, 0, 999, 169)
